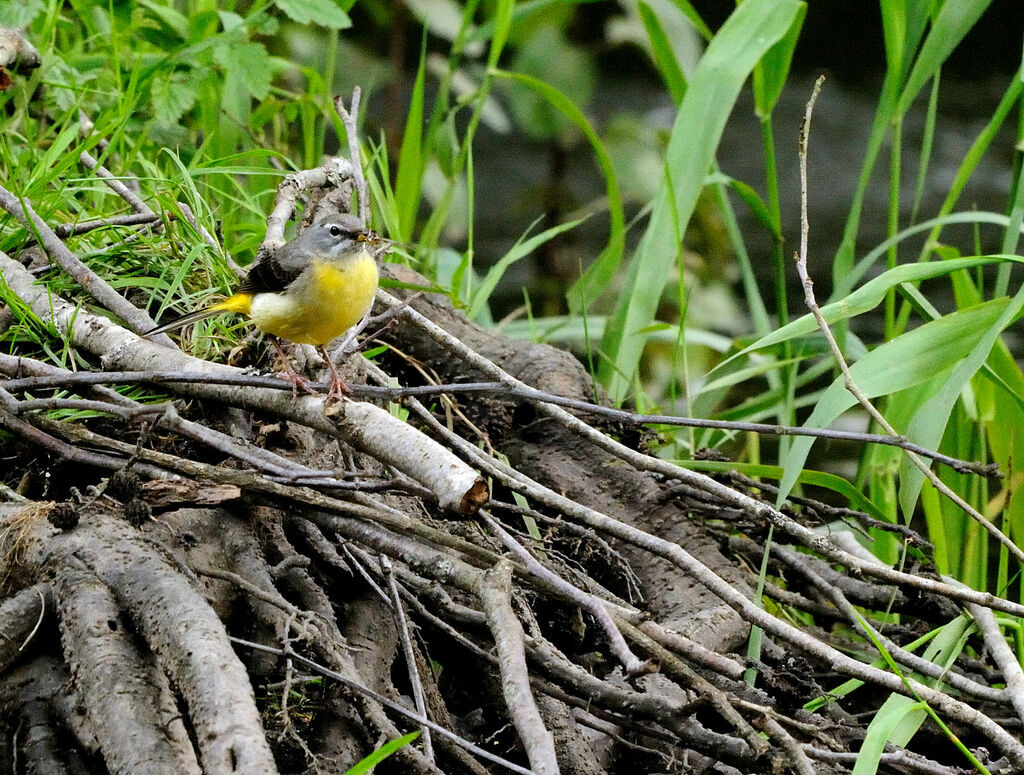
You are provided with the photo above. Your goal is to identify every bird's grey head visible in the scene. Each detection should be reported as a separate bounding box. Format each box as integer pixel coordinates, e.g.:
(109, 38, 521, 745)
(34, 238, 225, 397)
(302, 213, 366, 259)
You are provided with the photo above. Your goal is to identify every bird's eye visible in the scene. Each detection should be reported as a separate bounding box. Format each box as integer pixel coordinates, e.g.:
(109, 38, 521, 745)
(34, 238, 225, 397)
(329, 225, 343, 238)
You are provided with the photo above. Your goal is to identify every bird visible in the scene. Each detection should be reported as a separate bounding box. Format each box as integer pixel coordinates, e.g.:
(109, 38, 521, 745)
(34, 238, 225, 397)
(145, 211, 384, 400)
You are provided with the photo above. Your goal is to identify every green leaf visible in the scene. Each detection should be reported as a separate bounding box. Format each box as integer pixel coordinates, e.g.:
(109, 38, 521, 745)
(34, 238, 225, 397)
(213, 41, 272, 101)
(0, 0, 44, 27)
(394, 34, 427, 243)
(707, 173, 780, 238)
(491, 70, 624, 314)
(488, 0, 514, 69)
(896, 0, 992, 116)
(854, 695, 928, 775)
(777, 298, 1011, 505)
(597, 0, 805, 402)
(752, 3, 805, 117)
(665, 0, 713, 42)
(720, 255, 1023, 369)
(274, 0, 351, 29)
(138, 0, 189, 39)
(638, 1, 688, 104)
(505, 25, 596, 141)
(898, 280, 1024, 516)
(344, 732, 420, 775)
(469, 217, 585, 321)
(150, 71, 199, 126)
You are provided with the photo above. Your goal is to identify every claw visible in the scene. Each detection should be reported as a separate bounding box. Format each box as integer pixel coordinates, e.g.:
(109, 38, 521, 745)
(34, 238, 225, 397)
(318, 346, 352, 404)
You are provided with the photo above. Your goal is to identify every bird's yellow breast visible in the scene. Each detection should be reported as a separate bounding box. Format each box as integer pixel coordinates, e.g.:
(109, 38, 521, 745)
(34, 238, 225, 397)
(248, 251, 378, 345)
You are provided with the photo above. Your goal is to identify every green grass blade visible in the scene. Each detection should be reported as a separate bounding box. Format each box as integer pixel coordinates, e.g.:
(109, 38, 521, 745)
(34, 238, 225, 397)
(719, 255, 1023, 372)
(899, 280, 1024, 517)
(469, 216, 586, 321)
(598, 0, 804, 401)
(638, 1, 689, 104)
(344, 731, 420, 775)
(854, 695, 928, 775)
(751, 3, 805, 117)
(777, 298, 1011, 505)
(394, 33, 428, 243)
(895, 0, 993, 117)
(491, 70, 625, 313)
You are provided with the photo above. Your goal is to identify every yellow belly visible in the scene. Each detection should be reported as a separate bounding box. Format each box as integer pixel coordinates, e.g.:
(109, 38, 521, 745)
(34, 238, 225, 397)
(247, 253, 378, 345)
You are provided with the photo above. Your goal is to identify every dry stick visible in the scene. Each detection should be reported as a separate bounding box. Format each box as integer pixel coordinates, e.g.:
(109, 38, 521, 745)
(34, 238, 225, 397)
(380, 554, 435, 763)
(744, 538, 1007, 704)
(804, 746, 963, 775)
(475, 560, 560, 775)
(79, 150, 153, 215)
(392, 569, 694, 751)
(610, 617, 770, 759)
(390, 387, 1024, 764)
(315, 518, 562, 773)
(0, 188, 169, 344)
(53, 212, 162, 238)
(175, 201, 244, 278)
(0, 365, 992, 473)
(374, 382, 985, 474)
(793, 76, 1024, 566)
(230, 637, 534, 775)
(374, 289, 1024, 620)
(479, 511, 648, 676)
(957, 581, 1024, 727)
(264, 157, 355, 247)
(758, 717, 815, 775)
(175, 201, 221, 251)
(333, 90, 370, 227)
(0, 353, 321, 482)
(390, 566, 693, 744)
(0, 388, 165, 477)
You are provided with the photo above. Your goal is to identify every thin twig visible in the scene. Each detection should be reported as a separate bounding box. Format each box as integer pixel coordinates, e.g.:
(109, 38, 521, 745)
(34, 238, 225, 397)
(380, 554, 434, 762)
(479, 511, 647, 676)
(229, 637, 534, 775)
(793, 75, 1024, 565)
(475, 560, 559, 775)
(79, 150, 154, 215)
(333, 90, 369, 225)
(0, 371, 994, 474)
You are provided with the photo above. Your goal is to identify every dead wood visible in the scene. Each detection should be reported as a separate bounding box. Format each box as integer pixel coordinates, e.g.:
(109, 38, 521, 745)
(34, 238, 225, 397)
(0, 157, 1021, 775)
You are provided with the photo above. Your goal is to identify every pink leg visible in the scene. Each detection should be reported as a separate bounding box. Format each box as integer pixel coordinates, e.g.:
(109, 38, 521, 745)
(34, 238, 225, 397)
(269, 338, 317, 398)
(318, 346, 352, 402)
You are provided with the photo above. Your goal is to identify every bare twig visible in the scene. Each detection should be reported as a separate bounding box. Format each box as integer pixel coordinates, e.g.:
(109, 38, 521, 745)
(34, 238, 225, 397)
(479, 511, 647, 676)
(230, 637, 534, 775)
(380, 554, 434, 762)
(0, 368, 997, 474)
(475, 560, 559, 775)
(79, 150, 153, 215)
(793, 75, 1024, 566)
(333, 90, 369, 226)
(961, 584, 1024, 726)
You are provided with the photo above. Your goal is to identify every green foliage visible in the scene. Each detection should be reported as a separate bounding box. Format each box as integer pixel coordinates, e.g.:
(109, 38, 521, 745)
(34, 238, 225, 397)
(344, 731, 420, 775)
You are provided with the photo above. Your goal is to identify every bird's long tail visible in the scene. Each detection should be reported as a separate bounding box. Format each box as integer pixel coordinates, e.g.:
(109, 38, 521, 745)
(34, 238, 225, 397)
(143, 293, 252, 338)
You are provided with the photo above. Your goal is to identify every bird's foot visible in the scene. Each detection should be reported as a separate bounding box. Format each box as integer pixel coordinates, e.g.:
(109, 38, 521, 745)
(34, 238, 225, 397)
(275, 368, 318, 398)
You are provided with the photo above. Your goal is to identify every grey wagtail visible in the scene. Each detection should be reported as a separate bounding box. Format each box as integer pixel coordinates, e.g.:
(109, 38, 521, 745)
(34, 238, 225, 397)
(145, 212, 384, 398)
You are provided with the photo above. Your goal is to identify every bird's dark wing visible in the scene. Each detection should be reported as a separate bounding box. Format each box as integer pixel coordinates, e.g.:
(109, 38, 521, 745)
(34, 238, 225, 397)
(237, 245, 307, 295)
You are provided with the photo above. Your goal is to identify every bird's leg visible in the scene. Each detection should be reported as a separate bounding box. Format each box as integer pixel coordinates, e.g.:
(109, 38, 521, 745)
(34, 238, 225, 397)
(317, 346, 353, 402)
(268, 337, 317, 398)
